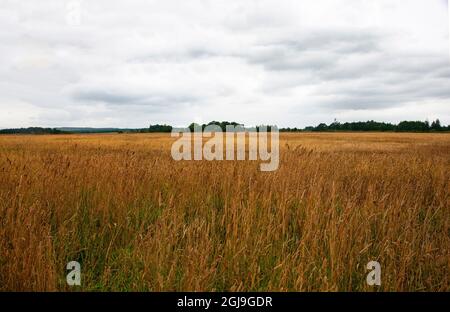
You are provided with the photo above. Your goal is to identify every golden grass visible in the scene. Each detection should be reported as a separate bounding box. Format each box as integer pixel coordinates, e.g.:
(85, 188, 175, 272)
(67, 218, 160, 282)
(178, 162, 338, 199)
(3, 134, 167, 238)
(0, 132, 448, 291)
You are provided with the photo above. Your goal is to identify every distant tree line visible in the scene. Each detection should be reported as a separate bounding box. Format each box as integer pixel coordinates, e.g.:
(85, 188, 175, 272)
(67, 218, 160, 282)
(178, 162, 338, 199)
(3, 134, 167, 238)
(1, 120, 448, 134)
(128, 124, 173, 133)
(0, 127, 68, 134)
(113, 124, 173, 133)
(280, 119, 449, 132)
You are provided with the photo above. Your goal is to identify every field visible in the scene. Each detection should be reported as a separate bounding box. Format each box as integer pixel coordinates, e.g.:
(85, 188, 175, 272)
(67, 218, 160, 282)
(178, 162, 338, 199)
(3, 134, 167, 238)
(0, 132, 448, 291)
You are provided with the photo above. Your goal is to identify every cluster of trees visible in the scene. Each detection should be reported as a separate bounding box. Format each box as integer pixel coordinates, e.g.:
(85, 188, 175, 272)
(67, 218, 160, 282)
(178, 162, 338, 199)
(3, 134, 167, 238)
(188, 121, 244, 132)
(125, 124, 173, 133)
(147, 124, 172, 132)
(0, 127, 67, 134)
(397, 120, 445, 132)
(280, 119, 449, 132)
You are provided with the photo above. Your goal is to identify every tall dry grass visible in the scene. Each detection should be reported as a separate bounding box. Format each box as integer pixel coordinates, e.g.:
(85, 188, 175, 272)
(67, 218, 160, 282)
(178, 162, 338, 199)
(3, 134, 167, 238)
(0, 132, 448, 291)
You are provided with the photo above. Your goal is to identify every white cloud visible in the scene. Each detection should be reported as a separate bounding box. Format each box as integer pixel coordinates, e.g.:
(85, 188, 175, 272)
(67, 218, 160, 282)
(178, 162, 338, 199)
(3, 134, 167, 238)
(0, 0, 449, 128)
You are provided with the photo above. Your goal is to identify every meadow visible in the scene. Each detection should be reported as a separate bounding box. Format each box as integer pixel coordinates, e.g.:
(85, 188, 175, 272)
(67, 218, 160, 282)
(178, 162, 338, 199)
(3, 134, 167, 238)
(0, 132, 448, 291)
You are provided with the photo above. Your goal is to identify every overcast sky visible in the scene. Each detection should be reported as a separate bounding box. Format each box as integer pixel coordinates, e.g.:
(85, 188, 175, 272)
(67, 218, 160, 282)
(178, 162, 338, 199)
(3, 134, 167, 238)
(0, 0, 449, 128)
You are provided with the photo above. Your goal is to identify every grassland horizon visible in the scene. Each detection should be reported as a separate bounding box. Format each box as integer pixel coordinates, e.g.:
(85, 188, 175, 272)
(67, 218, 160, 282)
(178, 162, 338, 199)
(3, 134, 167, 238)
(0, 132, 448, 291)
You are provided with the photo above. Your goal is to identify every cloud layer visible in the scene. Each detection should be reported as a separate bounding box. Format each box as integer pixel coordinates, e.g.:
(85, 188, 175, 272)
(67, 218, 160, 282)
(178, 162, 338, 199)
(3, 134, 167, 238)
(0, 0, 449, 128)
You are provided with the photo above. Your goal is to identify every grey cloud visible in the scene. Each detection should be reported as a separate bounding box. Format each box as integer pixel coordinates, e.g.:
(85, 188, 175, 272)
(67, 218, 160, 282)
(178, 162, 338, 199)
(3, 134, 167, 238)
(269, 30, 382, 54)
(316, 74, 450, 110)
(129, 48, 221, 64)
(73, 89, 197, 108)
(239, 29, 383, 80)
(74, 90, 144, 104)
(239, 25, 450, 111)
